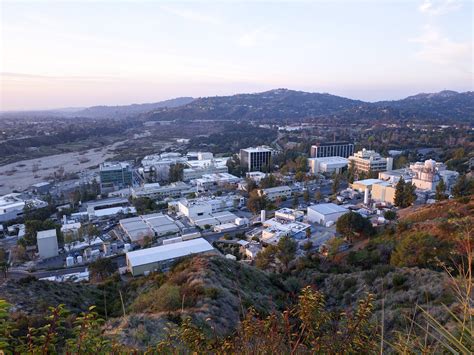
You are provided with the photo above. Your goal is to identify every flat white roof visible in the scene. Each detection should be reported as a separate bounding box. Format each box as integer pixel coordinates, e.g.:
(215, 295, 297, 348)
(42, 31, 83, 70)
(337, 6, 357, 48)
(37, 229, 57, 240)
(308, 203, 347, 215)
(126, 238, 214, 267)
(310, 156, 348, 163)
(241, 146, 272, 153)
(353, 179, 384, 186)
(262, 186, 292, 193)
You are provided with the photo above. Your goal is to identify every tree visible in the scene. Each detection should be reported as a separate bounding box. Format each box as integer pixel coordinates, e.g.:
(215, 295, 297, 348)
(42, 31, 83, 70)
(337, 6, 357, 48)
(394, 155, 408, 169)
(294, 171, 306, 182)
(404, 181, 417, 206)
(276, 236, 297, 272)
(394, 177, 416, 208)
(394, 177, 406, 207)
(255, 244, 278, 269)
(292, 194, 299, 209)
(303, 190, 310, 204)
(336, 212, 375, 242)
(347, 160, 356, 184)
(169, 163, 184, 182)
(259, 174, 279, 189)
(331, 174, 341, 195)
(326, 237, 345, 258)
(88, 258, 116, 282)
(314, 190, 322, 202)
(435, 179, 447, 201)
(295, 156, 308, 173)
(390, 232, 450, 269)
(245, 178, 258, 192)
(383, 210, 397, 221)
(452, 175, 474, 198)
(247, 190, 267, 213)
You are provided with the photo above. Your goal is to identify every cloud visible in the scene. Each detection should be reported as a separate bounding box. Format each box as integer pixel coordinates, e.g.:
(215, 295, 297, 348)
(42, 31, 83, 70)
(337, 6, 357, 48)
(418, 0, 461, 16)
(238, 28, 276, 48)
(161, 5, 221, 25)
(411, 25, 472, 70)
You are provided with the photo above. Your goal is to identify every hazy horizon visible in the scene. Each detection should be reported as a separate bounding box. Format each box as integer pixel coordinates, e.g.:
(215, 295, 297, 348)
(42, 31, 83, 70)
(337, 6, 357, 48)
(0, 86, 472, 113)
(1, 0, 472, 110)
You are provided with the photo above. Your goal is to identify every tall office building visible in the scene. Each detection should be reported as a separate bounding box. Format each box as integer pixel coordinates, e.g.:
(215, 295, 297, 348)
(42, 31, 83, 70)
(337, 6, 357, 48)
(310, 142, 354, 158)
(99, 162, 133, 193)
(240, 146, 272, 172)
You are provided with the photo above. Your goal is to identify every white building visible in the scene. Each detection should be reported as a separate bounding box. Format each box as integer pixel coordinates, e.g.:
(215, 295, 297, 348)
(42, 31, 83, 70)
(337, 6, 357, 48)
(177, 195, 243, 219)
(348, 149, 393, 173)
(258, 186, 292, 201)
(194, 173, 240, 192)
(307, 203, 347, 226)
(0, 193, 48, 222)
(410, 160, 458, 191)
(126, 238, 215, 276)
(379, 159, 459, 192)
(246, 171, 267, 183)
(37, 229, 59, 259)
(274, 208, 304, 222)
(261, 217, 311, 245)
(120, 213, 182, 243)
(131, 182, 193, 200)
(308, 156, 349, 174)
(86, 197, 135, 220)
(183, 158, 229, 181)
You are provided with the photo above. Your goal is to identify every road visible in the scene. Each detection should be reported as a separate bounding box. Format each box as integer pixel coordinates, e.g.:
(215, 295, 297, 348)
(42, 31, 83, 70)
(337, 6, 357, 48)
(5, 255, 126, 280)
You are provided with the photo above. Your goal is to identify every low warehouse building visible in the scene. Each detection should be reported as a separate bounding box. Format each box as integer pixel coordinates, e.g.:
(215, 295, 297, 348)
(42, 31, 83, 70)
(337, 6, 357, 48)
(126, 238, 215, 276)
(307, 203, 347, 226)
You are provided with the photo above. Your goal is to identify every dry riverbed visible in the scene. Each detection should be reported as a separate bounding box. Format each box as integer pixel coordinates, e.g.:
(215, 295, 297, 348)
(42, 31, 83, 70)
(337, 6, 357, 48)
(0, 142, 124, 194)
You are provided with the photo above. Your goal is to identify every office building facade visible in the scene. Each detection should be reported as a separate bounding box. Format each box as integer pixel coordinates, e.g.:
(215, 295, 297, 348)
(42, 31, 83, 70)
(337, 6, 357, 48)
(310, 142, 354, 158)
(240, 146, 272, 172)
(348, 149, 393, 173)
(99, 162, 133, 193)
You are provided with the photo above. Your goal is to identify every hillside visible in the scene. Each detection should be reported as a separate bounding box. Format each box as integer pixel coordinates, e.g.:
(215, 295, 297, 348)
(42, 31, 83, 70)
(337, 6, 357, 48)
(70, 96, 194, 119)
(145, 88, 363, 122)
(375, 90, 474, 122)
(143, 88, 474, 123)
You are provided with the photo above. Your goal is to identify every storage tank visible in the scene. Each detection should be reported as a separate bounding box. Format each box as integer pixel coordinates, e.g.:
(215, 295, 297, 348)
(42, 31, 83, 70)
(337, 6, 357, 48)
(84, 248, 92, 259)
(103, 242, 111, 255)
(260, 210, 266, 222)
(364, 189, 369, 205)
(76, 255, 83, 264)
(124, 243, 131, 252)
(66, 256, 74, 267)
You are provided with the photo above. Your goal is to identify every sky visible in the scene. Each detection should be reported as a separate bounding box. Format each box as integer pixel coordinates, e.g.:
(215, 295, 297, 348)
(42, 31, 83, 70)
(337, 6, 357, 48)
(1, 0, 472, 110)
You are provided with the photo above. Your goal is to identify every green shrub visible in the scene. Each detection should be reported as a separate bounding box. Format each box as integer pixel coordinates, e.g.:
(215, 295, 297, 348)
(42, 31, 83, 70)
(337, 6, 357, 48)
(343, 277, 357, 290)
(131, 284, 182, 312)
(392, 274, 408, 289)
(204, 287, 221, 300)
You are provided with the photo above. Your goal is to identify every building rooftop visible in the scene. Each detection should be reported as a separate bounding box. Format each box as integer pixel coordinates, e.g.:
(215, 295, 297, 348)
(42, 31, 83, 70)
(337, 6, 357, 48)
(100, 162, 131, 171)
(261, 185, 292, 193)
(309, 156, 349, 163)
(126, 238, 214, 267)
(241, 146, 272, 153)
(86, 197, 129, 209)
(185, 158, 229, 169)
(308, 203, 347, 215)
(37, 229, 57, 240)
(353, 179, 385, 186)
